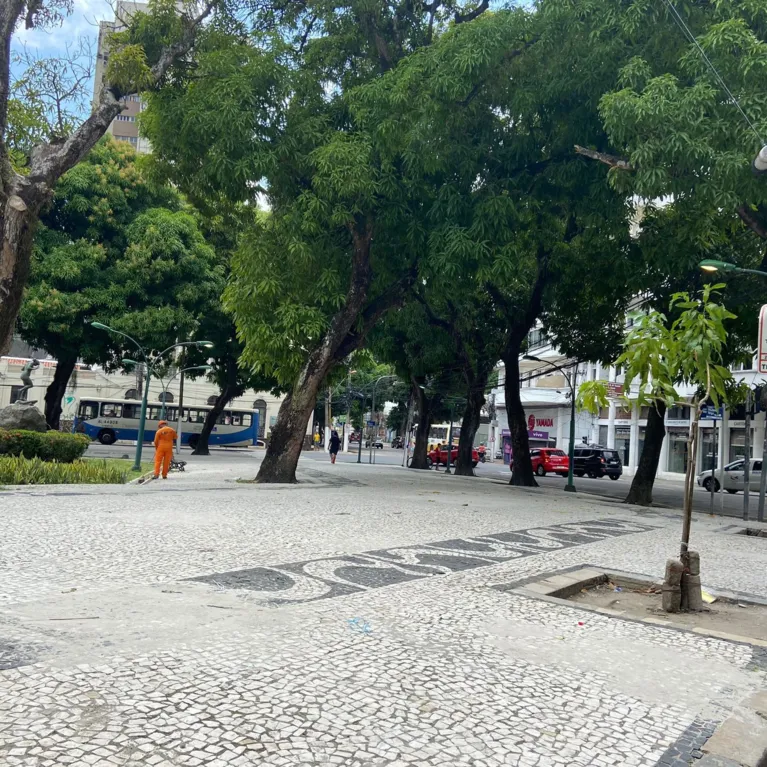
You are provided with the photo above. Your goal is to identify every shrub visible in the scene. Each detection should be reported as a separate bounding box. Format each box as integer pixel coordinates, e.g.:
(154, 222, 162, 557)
(0, 429, 89, 463)
(0, 456, 128, 485)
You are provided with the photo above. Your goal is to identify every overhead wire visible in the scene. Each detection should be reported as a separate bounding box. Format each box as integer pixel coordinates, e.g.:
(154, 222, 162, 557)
(660, 0, 766, 145)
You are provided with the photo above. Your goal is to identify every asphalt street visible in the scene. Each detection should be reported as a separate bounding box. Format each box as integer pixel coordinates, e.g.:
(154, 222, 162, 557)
(85, 441, 760, 519)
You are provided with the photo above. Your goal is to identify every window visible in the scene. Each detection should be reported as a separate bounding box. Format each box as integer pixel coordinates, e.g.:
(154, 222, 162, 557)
(530, 450, 540, 457)
(114, 135, 138, 146)
(115, 114, 136, 122)
(549, 450, 566, 456)
(667, 405, 691, 420)
(185, 408, 206, 423)
(10, 384, 24, 402)
(101, 402, 123, 417)
(78, 401, 99, 419)
(754, 461, 763, 472)
(526, 328, 548, 351)
(122, 403, 139, 419)
(147, 406, 164, 420)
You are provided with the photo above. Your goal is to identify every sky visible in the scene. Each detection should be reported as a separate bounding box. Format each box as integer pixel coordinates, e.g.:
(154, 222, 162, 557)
(12, 0, 114, 56)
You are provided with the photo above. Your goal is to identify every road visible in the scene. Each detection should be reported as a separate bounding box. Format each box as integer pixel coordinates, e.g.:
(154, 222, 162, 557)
(86, 441, 762, 519)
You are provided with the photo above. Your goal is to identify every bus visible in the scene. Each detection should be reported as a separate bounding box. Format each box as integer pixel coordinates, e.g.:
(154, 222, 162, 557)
(73, 397, 259, 449)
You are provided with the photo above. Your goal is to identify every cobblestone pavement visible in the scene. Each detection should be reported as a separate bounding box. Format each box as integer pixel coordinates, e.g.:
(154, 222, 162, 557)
(2, 459, 767, 766)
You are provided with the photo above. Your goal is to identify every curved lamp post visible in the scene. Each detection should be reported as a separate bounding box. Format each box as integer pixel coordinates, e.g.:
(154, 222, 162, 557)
(700, 260, 767, 278)
(524, 354, 578, 493)
(88, 322, 213, 470)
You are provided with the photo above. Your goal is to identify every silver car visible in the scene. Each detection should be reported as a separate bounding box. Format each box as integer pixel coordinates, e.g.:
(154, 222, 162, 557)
(697, 458, 763, 494)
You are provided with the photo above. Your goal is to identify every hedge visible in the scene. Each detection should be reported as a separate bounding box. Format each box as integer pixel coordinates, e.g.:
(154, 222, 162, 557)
(0, 455, 128, 485)
(0, 429, 90, 463)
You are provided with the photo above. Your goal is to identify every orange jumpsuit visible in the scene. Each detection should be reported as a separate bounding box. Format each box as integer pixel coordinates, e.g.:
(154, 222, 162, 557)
(153, 425, 177, 478)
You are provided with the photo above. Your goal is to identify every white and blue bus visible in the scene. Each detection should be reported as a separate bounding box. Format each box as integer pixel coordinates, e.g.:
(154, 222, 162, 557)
(74, 397, 259, 449)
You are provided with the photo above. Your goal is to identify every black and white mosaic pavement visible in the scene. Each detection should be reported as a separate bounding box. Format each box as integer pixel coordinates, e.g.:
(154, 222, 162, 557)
(188, 519, 657, 604)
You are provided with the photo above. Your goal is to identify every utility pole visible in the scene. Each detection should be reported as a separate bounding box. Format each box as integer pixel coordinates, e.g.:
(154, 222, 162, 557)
(445, 402, 455, 474)
(325, 386, 332, 452)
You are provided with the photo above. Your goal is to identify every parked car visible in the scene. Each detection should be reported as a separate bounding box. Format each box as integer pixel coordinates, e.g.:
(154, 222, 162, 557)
(428, 445, 479, 468)
(529, 448, 569, 477)
(391, 436, 403, 449)
(697, 458, 763, 494)
(572, 445, 622, 480)
(365, 439, 384, 449)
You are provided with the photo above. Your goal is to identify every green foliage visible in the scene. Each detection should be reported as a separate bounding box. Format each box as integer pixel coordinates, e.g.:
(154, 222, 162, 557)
(20, 137, 222, 371)
(0, 456, 128, 485)
(617, 285, 736, 411)
(576, 381, 609, 417)
(0, 430, 89, 463)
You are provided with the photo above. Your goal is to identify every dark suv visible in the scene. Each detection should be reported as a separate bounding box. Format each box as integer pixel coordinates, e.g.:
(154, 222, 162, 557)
(572, 445, 622, 480)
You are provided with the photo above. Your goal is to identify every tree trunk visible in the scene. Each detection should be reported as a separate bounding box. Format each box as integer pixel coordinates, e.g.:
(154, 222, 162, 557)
(0, 195, 38, 355)
(256, 224, 375, 483)
(193, 357, 244, 456)
(624, 401, 666, 506)
(43, 353, 77, 430)
(409, 377, 432, 469)
(502, 347, 537, 487)
(455, 385, 484, 477)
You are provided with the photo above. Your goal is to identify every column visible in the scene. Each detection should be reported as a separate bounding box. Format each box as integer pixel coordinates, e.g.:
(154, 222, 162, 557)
(659, 425, 670, 476)
(629, 402, 639, 470)
(607, 366, 616, 449)
(720, 405, 730, 468)
(754, 411, 766, 462)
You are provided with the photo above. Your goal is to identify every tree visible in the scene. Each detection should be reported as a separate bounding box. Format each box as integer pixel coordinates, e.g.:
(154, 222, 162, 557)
(19, 138, 220, 429)
(0, 0, 220, 354)
(593, 286, 736, 611)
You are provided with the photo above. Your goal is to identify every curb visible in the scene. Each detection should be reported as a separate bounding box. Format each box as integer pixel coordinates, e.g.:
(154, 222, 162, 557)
(130, 470, 156, 486)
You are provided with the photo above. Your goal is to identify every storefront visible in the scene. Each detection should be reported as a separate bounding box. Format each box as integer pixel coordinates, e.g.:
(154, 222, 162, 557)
(615, 426, 631, 467)
(729, 427, 754, 463)
(666, 428, 689, 475)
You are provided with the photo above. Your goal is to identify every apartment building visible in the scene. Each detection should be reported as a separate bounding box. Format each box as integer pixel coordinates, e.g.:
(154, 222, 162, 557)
(489, 328, 763, 481)
(93, 2, 152, 153)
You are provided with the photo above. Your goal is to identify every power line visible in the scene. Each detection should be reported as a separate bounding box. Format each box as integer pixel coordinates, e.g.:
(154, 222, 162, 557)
(661, 0, 766, 145)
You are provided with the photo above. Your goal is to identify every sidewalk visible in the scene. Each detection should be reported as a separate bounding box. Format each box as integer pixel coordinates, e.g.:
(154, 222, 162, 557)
(2, 462, 767, 766)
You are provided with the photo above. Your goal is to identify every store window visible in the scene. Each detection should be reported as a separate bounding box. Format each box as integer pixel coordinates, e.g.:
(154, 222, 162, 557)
(638, 427, 645, 460)
(667, 405, 691, 420)
(729, 428, 754, 463)
(615, 427, 630, 466)
(667, 429, 689, 474)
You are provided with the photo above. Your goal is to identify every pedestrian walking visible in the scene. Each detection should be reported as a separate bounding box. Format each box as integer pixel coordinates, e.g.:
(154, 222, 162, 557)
(153, 420, 177, 479)
(329, 430, 341, 464)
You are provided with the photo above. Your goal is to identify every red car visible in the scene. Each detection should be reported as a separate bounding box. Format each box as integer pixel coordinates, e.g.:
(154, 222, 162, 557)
(530, 448, 569, 477)
(428, 446, 479, 468)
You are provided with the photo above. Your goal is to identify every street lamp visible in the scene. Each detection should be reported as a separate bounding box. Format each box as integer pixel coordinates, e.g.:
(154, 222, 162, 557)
(699, 260, 767, 278)
(524, 354, 578, 493)
(88, 321, 213, 471)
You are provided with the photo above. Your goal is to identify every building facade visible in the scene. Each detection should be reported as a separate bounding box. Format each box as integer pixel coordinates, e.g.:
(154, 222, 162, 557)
(1, 341, 284, 441)
(93, 2, 152, 153)
(489, 330, 762, 481)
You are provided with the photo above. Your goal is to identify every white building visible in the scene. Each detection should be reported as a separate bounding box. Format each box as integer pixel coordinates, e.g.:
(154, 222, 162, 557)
(1, 341, 284, 441)
(489, 329, 763, 481)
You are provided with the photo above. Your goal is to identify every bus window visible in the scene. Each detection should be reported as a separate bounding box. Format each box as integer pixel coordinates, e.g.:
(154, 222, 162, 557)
(101, 402, 123, 418)
(147, 406, 163, 421)
(186, 409, 205, 423)
(164, 407, 177, 421)
(122, 403, 139, 419)
(78, 401, 98, 419)
(241, 413, 252, 427)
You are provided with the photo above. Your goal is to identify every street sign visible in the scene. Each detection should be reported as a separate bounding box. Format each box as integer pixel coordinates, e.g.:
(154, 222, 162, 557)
(366, 420, 376, 427)
(700, 405, 723, 421)
(759, 304, 767, 373)
(606, 382, 624, 398)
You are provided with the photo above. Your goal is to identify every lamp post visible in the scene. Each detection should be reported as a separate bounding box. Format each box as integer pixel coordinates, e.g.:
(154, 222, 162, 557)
(89, 322, 213, 470)
(700, 260, 767, 278)
(524, 354, 578, 493)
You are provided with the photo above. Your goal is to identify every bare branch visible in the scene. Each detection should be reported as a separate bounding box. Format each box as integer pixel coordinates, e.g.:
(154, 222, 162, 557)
(0, 0, 26, 146)
(738, 203, 767, 241)
(455, 0, 489, 24)
(27, 0, 219, 188)
(574, 144, 633, 170)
